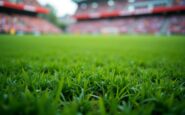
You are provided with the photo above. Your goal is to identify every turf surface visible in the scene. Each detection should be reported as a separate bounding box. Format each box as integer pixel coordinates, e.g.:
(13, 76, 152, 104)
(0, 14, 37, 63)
(0, 35, 185, 115)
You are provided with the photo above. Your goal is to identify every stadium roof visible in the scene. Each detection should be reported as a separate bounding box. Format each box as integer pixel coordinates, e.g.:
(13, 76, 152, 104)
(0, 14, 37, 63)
(74, 5, 185, 20)
(0, 1, 49, 14)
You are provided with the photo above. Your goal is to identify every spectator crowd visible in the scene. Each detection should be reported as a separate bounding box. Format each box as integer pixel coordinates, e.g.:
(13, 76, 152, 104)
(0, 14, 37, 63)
(0, 0, 62, 34)
(69, 15, 185, 34)
(0, 13, 62, 34)
(69, 0, 185, 35)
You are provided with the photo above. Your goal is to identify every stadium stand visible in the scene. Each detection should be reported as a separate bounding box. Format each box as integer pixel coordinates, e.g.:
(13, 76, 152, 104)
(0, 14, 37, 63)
(69, 0, 185, 34)
(0, 0, 41, 7)
(0, 0, 62, 34)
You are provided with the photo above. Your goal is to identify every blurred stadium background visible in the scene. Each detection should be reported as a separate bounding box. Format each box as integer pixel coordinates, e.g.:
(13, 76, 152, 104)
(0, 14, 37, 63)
(0, 0, 185, 35)
(0, 1, 185, 114)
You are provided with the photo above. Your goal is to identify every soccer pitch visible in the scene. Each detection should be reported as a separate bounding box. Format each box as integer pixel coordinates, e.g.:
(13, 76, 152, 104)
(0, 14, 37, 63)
(0, 35, 185, 115)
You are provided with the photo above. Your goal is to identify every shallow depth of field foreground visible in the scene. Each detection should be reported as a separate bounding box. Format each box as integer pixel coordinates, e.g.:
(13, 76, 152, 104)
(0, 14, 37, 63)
(0, 35, 185, 115)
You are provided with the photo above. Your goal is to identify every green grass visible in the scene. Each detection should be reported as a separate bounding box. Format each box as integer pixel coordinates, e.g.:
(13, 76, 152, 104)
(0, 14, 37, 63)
(0, 35, 185, 115)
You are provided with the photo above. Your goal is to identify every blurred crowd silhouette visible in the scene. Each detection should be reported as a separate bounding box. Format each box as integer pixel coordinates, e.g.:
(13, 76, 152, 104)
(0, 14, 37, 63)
(0, 0, 61, 34)
(69, 15, 185, 34)
(70, 0, 185, 34)
(0, 0, 185, 35)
